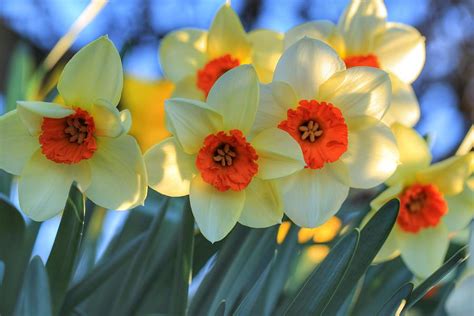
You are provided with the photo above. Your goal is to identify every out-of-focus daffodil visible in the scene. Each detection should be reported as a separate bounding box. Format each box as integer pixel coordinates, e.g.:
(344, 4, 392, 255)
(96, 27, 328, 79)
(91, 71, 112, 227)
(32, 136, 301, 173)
(253, 37, 399, 228)
(121, 76, 174, 151)
(0, 37, 147, 221)
(369, 124, 474, 277)
(159, 3, 283, 101)
(284, 0, 425, 127)
(277, 216, 342, 245)
(144, 65, 305, 242)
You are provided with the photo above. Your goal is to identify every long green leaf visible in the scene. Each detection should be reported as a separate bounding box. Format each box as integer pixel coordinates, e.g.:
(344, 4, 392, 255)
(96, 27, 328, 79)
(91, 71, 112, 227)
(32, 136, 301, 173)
(14, 256, 52, 316)
(324, 199, 400, 314)
(5, 43, 34, 113)
(0, 260, 4, 287)
(46, 186, 85, 315)
(285, 229, 360, 315)
(376, 283, 413, 316)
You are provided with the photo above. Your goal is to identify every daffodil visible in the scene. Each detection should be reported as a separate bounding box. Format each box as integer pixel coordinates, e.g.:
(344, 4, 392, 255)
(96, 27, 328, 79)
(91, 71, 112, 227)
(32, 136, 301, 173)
(284, 0, 425, 127)
(252, 37, 399, 228)
(0, 36, 147, 221)
(121, 76, 174, 151)
(144, 65, 305, 242)
(370, 123, 474, 277)
(159, 3, 283, 101)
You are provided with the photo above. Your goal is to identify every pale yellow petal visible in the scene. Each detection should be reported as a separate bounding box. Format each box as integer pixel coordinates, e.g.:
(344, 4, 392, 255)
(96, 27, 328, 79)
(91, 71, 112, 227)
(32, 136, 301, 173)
(369, 183, 403, 211)
(382, 73, 420, 127)
(248, 29, 284, 83)
(119, 109, 132, 134)
(443, 179, 474, 232)
(17, 101, 74, 135)
(90, 102, 123, 137)
(171, 76, 205, 101)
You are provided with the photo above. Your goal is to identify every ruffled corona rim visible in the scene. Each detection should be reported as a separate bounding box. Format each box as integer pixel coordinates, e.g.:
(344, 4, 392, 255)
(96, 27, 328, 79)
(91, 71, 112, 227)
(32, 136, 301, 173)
(344, 54, 380, 68)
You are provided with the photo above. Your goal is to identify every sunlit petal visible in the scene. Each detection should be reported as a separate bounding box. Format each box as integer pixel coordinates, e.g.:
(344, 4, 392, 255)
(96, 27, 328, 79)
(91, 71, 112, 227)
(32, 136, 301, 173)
(382, 73, 420, 127)
(17, 101, 74, 135)
(248, 29, 284, 83)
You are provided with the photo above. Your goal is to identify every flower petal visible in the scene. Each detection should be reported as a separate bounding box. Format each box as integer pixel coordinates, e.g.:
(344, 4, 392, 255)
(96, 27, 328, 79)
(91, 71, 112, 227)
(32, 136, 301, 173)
(207, 4, 252, 63)
(443, 179, 474, 232)
(171, 76, 205, 100)
(90, 101, 123, 137)
(58, 36, 123, 108)
(252, 81, 297, 136)
(331, 117, 399, 189)
(18, 150, 74, 221)
(190, 174, 245, 243)
(251, 127, 305, 179)
(284, 20, 345, 56)
(159, 28, 208, 82)
(318, 66, 391, 120)
(86, 135, 147, 210)
(396, 223, 449, 278)
(0, 110, 40, 175)
(274, 37, 345, 100)
(239, 178, 283, 228)
(369, 183, 403, 211)
(120, 109, 132, 134)
(337, 0, 387, 55)
(374, 22, 425, 84)
(165, 98, 223, 154)
(277, 168, 349, 227)
(248, 29, 284, 83)
(416, 152, 474, 196)
(145, 137, 196, 197)
(17, 101, 74, 135)
(386, 123, 431, 186)
(207, 65, 259, 134)
(382, 73, 420, 127)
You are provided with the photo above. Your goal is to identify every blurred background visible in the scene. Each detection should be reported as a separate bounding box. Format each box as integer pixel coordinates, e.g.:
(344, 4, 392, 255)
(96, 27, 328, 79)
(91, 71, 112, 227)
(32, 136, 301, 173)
(0, 0, 472, 262)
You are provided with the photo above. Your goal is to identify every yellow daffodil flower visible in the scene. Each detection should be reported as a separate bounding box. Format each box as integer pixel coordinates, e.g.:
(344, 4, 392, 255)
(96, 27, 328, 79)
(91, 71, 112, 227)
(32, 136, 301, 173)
(144, 65, 305, 242)
(0, 36, 147, 221)
(159, 3, 283, 101)
(369, 123, 474, 277)
(121, 76, 174, 151)
(277, 216, 342, 244)
(252, 37, 399, 228)
(284, 0, 425, 127)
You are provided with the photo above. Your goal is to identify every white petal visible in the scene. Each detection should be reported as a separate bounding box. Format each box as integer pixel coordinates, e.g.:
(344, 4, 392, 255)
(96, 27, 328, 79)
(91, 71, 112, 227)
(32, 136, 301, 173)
(172, 76, 205, 100)
(90, 102, 123, 137)
(443, 180, 474, 232)
(119, 109, 132, 134)
(273, 38, 345, 100)
(18, 150, 74, 221)
(369, 183, 404, 211)
(145, 137, 196, 197)
(382, 73, 420, 127)
(277, 168, 349, 227)
(86, 135, 147, 210)
(207, 65, 259, 134)
(17, 101, 74, 135)
(0, 110, 39, 175)
(374, 22, 425, 84)
(190, 175, 245, 243)
(318, 66, 391, 120)
(239, 178, 283, 228)
(251, 127, 305, 179)
(159, 29, 208, 82)
(248, 29, 284, 83)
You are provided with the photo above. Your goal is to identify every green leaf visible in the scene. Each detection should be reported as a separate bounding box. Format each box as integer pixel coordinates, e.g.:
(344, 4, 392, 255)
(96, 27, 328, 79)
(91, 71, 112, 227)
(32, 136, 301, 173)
(14, 256, 52, 316)
(0, 170, 12, 196)
(0, 260, 4, 287)
(46, 186, 85, 315)
(404, 246, 468, 310)
(323, 199, 400, 314)
(377, 283, 413, 316)
(215, 300, 226, 316)
(169, 198, 195, 315)
(285, 229, 360, 315)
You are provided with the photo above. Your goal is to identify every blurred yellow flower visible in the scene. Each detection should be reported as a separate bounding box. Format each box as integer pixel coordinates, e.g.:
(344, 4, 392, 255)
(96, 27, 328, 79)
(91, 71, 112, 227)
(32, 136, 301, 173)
(277, 216, 342, 244)
(121, 76, 174, 151)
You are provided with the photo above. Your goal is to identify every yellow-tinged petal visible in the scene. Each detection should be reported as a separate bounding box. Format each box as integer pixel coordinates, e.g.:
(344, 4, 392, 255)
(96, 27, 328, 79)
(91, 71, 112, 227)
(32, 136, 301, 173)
(284, 20, 346, 57)
(207, 4, 252, 63)
(331, 117, 399, 189)
(318, 66, 391, 120)
(238, 178, 283, 228)
(396, 223, 449, 278)
(0, 110, 40, 175)
(310, 216, 342, 243)
(277, 168, 349, 227)
(159, 28, 208, 82)
(119, 109, 132, 134)
(338, 0, 387, 55)
(145, 137, 195, 197)
(18, 150, 74, 221)
(90, 102, 123, 137)
(248, 29, 284, 83)
(17, 101, 74, 135)
(58, 36, 123, 109)
(274, 38, 345, 100)
(382, 73, 420, 127)
(370, 183, 403, 211)
(385, 123, 431, 186)
(165, 98, 223, 154)
(171, 76, 205, 100)
(443, 178, 474, 232)
(251, 127, 305, 179)
(86, 135, 147, 210)
(252, 81, 297, 136)
(416, 152, 474, 196)
(277, 221, 291, 244)
(207, 65, 259, 134)
(190, 174, 245, 243)
(374, 22, 425, 84)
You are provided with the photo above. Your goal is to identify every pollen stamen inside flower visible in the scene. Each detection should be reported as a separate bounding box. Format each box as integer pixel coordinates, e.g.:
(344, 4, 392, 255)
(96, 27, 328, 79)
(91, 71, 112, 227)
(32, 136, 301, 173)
(213, 143, 237, 167)
(299, 120, 323, 142)
(65, 117, 89, 144)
